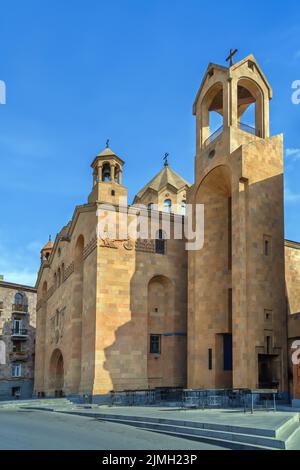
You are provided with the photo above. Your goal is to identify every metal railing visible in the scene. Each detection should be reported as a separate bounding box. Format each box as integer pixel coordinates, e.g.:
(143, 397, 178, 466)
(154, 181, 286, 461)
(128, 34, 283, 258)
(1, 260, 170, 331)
(239, 121, 259, 136)
(9, 352, 29, 361)
(203, 122, 259, 148)
(204, 125, 223, 147)
(12, 304, 28, 313)
(11, 328, 28, 337)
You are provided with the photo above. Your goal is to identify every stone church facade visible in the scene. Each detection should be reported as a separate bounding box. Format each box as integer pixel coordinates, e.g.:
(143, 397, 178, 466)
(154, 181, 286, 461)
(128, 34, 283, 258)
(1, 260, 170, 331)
(34, 55, 300, 403)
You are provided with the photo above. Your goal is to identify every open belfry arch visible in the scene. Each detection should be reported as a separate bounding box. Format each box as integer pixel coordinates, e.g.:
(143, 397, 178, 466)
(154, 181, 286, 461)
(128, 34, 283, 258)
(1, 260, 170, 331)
(188, 54, 287, 391)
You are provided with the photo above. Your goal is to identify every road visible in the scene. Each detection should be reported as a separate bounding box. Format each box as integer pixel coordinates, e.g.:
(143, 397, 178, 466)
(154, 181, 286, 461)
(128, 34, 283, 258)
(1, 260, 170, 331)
(0, 409, 224, 450)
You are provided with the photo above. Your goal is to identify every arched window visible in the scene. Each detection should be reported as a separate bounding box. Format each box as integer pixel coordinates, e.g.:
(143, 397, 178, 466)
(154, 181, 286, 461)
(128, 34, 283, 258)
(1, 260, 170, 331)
(237, 85, 256, 135)
(201, 82, 224, 146)
(148, 203, 154, 210)
(237, 78, 264, 138)
(15, 292, 26, 306)
(164, 199, 172, 213)
(181, 200, 187, 215)
(102, 163, 111, 182)
(155, 230, 166, 255)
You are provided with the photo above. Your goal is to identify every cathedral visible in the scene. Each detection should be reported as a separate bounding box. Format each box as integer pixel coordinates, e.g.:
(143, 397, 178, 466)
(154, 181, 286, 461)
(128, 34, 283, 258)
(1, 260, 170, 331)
(34, 55, 300, 405)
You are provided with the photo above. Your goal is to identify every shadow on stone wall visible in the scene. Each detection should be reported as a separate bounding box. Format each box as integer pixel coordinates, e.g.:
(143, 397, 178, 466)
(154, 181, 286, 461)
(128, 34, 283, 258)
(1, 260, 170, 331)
(102, 233, 187, 393)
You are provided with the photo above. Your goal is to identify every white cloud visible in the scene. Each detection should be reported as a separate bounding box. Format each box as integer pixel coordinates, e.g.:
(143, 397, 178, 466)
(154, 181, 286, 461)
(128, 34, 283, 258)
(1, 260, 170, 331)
(0, 236, 39, 288)
(286, 148, 300, 161)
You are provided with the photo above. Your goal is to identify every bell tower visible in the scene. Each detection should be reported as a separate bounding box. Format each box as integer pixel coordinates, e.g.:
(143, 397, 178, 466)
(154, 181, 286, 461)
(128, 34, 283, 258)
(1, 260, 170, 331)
(188, 55, 287, 393)
(88, 144, 128, 206)
(193, 54, 272, 177)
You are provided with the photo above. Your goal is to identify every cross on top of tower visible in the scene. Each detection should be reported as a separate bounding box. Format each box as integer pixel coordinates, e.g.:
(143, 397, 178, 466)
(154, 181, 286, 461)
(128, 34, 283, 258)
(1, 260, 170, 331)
(226, 49, 238, 67)
(106, 139, 110, 148)
(163, 153, 169, 167)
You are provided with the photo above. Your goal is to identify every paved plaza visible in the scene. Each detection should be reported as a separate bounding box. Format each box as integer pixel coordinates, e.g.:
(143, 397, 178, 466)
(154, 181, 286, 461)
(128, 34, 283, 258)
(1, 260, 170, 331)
(0, 400, 300, 450)
(0, 408, 223, 450)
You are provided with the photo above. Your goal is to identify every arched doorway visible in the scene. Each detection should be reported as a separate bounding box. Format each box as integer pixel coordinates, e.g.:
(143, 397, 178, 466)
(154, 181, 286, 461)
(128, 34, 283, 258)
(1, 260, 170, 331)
(49, 349, 64, 396)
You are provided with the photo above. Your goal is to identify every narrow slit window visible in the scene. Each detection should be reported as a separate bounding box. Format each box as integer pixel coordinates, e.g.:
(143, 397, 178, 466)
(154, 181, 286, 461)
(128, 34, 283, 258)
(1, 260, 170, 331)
(263, 235, 272, 256)
(208, 349, 213, 370)
(228, 197, 232, 270)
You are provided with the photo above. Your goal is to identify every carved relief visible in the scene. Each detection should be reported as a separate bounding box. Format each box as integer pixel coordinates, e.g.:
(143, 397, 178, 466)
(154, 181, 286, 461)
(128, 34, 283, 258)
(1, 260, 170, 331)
(100, 238, 118, 249)
(46, 285, 55, 301)
(135, 239, 155, 253)
(36, 299, 46, 311)
(123, 239, 135, 251)
(50, 308, 65, 345)
(98, 237, 155, 253)
(64, 262, 74, 281)
(83, 236, 97, 260)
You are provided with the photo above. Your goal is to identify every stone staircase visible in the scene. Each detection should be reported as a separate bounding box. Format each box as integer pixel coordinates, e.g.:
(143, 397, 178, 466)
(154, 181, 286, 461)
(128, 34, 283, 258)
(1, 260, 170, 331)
(1, 398, 300, 449)
(0, 398, 72, 409)
(89, 412, 300, 450)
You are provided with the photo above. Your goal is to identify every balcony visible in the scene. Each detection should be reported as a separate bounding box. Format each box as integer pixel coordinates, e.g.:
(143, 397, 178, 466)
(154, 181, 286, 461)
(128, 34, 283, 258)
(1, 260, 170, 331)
(239, 121, 259, 137)
(12, 304, 28, 314)
(11, 328, 28, 339)
(204, 125, 223, 147)
(9, 351, 29, 362)
(204, 122, 260, 148)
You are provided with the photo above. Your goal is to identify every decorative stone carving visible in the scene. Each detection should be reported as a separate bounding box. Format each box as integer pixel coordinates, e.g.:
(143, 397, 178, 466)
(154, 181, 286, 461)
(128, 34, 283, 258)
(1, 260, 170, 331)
(83, 236, 97, 260)
(100, 238, 118, 249)
(135, 239, 155, 253)
(50, 308, 65, 345)
(123, 239, 135, 251)
(64, 262, 74, 282)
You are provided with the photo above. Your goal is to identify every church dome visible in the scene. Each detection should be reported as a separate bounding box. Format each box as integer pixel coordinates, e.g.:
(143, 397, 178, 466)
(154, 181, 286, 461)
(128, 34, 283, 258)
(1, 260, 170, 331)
(41, 237, 54, 262)
(134, 164, 190, 201)
(42, 239, 54, 251)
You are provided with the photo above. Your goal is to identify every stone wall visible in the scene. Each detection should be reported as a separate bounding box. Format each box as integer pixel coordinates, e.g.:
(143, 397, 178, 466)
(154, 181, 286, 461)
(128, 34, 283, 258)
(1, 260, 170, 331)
(34, 203, 187, 397)
(286, 241, 300, 402)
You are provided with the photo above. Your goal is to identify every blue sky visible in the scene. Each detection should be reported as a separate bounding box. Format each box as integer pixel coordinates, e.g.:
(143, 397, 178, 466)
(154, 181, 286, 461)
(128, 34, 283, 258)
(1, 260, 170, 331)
(0, 0, 299, 286)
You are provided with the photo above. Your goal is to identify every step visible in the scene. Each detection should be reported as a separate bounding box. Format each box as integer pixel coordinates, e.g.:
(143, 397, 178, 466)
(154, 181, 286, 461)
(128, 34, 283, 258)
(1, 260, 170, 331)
(0, 398, 71, 409)
(286, 427, 300, 450)
(150, 429, 281, 451)
(276, 413, 300, 438)
(72, 411, 298, 439)
(277, 421, 300, 442)
(95, 416, 288, 450)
